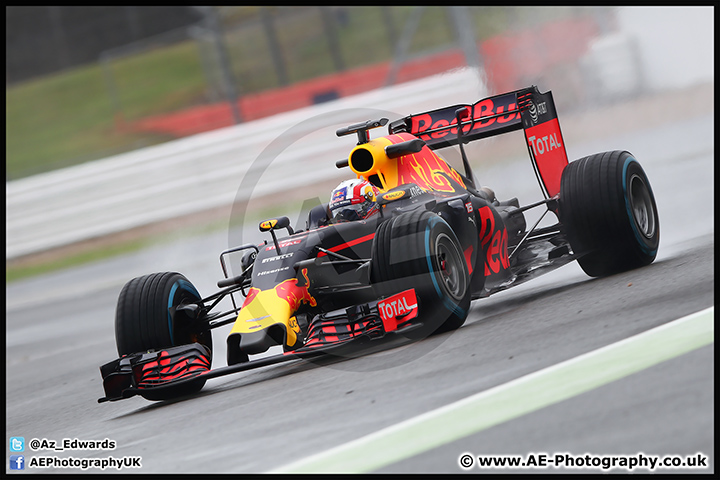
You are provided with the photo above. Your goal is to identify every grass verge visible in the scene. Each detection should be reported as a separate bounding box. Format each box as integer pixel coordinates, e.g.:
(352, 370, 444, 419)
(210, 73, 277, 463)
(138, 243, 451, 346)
(5, 190, 325, 284)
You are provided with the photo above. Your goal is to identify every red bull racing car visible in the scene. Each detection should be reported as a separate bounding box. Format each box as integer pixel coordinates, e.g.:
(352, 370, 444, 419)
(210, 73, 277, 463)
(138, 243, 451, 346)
(98, 85, 659, 402)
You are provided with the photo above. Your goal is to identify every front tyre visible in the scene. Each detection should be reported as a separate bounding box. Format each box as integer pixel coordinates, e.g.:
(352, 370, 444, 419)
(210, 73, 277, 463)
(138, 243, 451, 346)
(371, 210, 471, 337)
(115, 272, 212, 398)
(559, 150, 659, 277)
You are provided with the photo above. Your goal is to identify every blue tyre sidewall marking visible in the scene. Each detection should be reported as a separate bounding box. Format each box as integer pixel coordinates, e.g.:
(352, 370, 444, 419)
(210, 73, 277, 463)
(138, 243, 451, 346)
(424, 217, 466, 317)
(622, 157, 657, 256)
(167, 278, 201, 346)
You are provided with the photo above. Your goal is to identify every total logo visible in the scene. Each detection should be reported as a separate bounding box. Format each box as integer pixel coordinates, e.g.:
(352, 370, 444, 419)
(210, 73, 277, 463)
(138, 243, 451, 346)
(378, 289, 418, 332)
(265, 238, 303, 251)
(378, 295, 416, 320)
(527, 132, 563, 157)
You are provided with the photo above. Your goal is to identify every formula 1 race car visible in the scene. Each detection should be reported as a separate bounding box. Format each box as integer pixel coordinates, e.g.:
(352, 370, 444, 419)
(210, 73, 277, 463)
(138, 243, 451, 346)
(98, 85, 659, 402)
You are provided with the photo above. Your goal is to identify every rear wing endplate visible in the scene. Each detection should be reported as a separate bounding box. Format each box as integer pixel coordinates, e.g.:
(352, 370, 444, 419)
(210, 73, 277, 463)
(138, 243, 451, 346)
(389, 86, 569, 198)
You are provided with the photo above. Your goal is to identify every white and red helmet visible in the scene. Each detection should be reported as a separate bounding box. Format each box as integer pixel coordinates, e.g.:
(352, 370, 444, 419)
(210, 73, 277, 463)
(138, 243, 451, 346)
(329, 179, 379, 221)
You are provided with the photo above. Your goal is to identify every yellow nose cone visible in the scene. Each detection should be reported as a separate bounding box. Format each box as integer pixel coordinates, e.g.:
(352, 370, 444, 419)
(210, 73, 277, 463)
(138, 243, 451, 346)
(230, 274, 316, 348)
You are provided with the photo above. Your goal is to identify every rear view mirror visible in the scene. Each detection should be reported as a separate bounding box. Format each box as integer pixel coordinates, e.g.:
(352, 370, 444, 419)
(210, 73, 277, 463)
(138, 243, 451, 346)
(259, 216, 291, 232)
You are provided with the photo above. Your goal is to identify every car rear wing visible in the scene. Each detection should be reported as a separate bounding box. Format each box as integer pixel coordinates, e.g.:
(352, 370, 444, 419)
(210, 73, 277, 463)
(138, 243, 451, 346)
(388, 86, 569, 198)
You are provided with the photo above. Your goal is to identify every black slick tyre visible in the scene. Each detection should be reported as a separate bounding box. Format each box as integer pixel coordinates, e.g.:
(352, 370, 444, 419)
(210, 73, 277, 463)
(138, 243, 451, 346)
(371, 209, 470, 338)
(559, 150, 659, 277)
(115, 272, 212, 398)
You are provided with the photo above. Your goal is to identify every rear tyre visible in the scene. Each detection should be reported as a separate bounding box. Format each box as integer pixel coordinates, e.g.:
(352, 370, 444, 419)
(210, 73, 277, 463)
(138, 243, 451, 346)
(115, 272, 212, 398)
(559, 150, 659, 277)
(371, 210, 470, 338)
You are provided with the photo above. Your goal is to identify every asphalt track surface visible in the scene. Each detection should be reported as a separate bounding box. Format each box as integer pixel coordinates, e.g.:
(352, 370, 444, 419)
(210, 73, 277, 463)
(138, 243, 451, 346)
(6, 104, 714, 473)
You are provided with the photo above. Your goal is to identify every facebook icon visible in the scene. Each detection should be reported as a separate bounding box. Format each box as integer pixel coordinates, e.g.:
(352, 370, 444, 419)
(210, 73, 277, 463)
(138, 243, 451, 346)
(10, 455, 25, 470)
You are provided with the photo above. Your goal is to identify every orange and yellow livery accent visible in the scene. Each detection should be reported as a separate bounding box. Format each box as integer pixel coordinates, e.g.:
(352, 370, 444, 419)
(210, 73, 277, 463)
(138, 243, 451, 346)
(347, 132, 466, 194)
(230, 268, 316, 348)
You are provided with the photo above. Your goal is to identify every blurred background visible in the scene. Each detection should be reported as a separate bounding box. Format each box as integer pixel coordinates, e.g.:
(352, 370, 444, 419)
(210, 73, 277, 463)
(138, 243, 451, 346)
(5, 6, 714, 275)
(7, 6, 712, 182)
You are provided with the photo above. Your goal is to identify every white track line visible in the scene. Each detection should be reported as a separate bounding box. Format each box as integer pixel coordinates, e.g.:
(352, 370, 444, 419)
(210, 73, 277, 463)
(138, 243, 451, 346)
(272, 306, 714, 473)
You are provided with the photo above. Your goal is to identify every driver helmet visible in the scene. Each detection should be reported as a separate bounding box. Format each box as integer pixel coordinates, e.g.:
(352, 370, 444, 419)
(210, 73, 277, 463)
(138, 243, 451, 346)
(329, 178, 379, 222)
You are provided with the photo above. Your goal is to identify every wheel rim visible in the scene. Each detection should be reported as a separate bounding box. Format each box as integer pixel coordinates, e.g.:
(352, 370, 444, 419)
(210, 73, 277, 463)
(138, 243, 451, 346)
(434, 233, 466, 301)
(629, 174, 656, 239)
(173, 285, 211, 351)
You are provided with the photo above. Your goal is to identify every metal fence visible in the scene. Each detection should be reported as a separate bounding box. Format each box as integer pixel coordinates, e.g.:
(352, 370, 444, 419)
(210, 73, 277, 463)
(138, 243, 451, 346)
(92, 7, 619, 132)
(7, 7, 614, 181)
(98, 7, 449, 126)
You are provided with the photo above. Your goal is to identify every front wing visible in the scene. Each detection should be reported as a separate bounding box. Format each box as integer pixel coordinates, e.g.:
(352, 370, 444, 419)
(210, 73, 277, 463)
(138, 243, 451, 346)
(98, 289, 420, 403)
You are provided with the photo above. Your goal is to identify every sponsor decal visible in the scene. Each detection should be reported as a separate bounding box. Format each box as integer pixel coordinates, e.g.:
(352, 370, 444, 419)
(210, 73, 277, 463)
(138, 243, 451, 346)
(527, 100, 547, 125)
(330, 199, 352, 210)
(383, 190, 405, 201)
(537, 101, 547, 122)
(524, 118, 568, 197)
(528, 100, 547, 124)
(257, 266, 290, 276)
(472, 99, 520, 129)
(464, 245, 474, 275)
(288, 316, 299, 331)
(409, 185, 426, 198)
(273, 268, 317, 312)
(232, 269, 316, 346)
(528, 102, 537, 123)
(378, 289, 418, 332)
(527, 131, 563, 157)
(330, 189, 347, 209)
(261, 252, 294, 263)
(410, 94, 520, 142)
(265, 238, 303, 251)
(260, 219, 278, 230)
(465, 202, 473, 213)
(477, 206, 510, 275)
